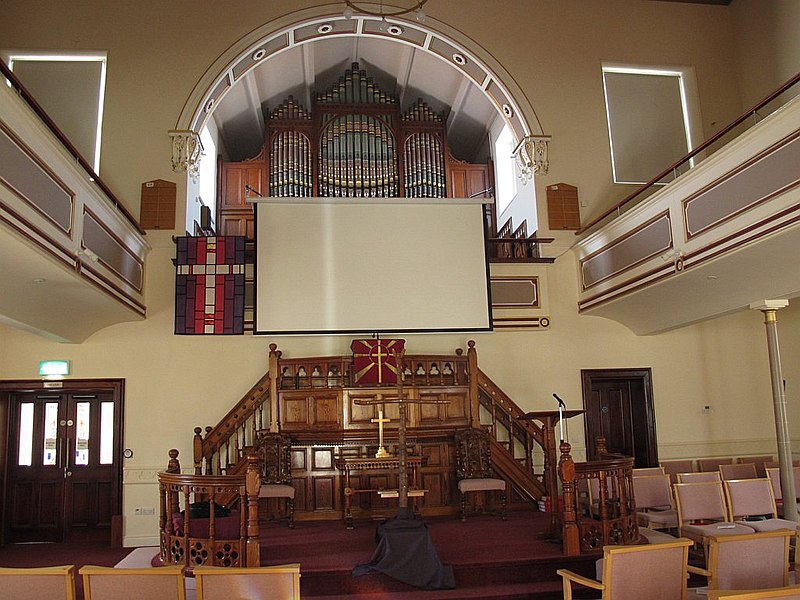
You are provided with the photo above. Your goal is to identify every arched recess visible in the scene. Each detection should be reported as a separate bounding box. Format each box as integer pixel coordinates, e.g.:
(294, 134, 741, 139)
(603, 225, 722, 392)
(170, 4, 549, 184)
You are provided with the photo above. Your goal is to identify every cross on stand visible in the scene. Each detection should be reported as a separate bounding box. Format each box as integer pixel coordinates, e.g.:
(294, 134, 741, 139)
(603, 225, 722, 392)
(370, 410, 392, 458)
(354, 350, 449, 510)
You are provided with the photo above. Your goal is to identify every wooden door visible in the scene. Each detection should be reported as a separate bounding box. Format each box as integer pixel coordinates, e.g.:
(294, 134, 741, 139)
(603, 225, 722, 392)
(581, 369, 657, 468)
(5, 387, 123, 542)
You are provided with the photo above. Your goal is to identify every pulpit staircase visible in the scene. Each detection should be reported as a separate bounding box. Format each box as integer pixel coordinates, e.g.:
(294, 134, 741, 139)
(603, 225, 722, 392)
(186, 342, 549, 512)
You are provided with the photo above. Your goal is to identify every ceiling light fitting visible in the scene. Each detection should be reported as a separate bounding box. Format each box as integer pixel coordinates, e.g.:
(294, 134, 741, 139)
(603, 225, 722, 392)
(513, 134, 551, 181)
(343, 0, 429, 22)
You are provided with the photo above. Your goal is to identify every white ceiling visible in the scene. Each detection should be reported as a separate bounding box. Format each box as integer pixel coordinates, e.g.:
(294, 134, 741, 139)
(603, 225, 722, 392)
(210, 34, 500, 163)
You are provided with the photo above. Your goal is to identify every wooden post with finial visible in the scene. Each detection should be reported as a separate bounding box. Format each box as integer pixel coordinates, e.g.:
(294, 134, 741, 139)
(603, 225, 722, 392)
(559, 441, 580, 556)
(466, 340, 480, 428)
(245, 452, 261, 566)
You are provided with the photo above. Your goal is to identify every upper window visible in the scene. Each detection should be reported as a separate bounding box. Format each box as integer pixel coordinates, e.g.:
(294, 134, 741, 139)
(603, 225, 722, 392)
(602, 65, 696, 185)
(6, 52, 107, 173)
(494, 124, 517, 216)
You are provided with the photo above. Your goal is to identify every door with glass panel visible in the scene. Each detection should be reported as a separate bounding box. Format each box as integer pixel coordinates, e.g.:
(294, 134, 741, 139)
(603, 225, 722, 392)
(6, 390, 122, 542)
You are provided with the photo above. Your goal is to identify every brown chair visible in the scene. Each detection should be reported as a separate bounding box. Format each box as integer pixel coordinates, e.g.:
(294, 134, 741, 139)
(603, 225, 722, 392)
(633, 474, 678, 531)
(558, 537, 694, 599)
(454, 427, 506, 522)
(0, 565, 77, 600)
(255, 431, 295, 528)
(699, 458, 735, 472)
(765, 466, 800, 511)
(194, 563, 301, 600)
(686, 530, 795, 597)
(673, 481, 756, 546)
(720, 463, 758, 481)
(633, 467, 665, 476)
(739, 456, 776, 478)
(723, 478, 798, 533)
(661, 460, 695, 484)
(678, 471, 721, 483)
(79, 565, 186, 600)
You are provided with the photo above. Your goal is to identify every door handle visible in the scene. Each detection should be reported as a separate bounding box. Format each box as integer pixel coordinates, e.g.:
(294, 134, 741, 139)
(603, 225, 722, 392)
(66, 471, 72, 477)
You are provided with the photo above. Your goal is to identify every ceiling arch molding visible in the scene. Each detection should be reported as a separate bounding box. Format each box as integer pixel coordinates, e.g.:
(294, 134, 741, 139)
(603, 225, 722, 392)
(171, 3, 546, 171)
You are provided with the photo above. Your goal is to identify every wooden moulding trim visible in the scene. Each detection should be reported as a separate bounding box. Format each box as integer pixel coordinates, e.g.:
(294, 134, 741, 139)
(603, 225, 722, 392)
(78, 261, 146, 315)
(0, 60, 144, 235)
(683, 129, 800, 239)
(580, 211, 672, 291)
(578, 261, 675, 312)
(83, 207, 145, 292)
(0, 208, 76, 269)
(0, 118, 75, 236)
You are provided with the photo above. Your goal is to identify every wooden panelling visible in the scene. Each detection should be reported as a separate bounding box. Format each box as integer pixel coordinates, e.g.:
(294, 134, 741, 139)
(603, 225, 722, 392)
(580, 211, 672, 290)
(547, 183, 581, 230)
(279, 391, 342, 432)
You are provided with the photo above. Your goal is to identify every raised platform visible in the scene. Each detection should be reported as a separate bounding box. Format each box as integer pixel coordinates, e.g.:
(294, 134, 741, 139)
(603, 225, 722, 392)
(260, 509, 598, 599)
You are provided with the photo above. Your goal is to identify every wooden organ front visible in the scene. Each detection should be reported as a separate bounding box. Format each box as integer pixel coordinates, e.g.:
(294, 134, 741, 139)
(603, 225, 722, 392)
(218, 62, 490, 238)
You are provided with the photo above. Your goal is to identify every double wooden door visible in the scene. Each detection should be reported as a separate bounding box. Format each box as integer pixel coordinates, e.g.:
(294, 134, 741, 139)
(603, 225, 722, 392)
(5, 386, 123, 542)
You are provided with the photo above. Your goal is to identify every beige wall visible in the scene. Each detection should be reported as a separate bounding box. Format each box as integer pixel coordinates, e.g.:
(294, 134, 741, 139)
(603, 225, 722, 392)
(1, 0, 799, 546)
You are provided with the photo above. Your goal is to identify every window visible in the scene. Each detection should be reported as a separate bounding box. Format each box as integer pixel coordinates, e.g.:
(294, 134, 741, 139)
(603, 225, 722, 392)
(494, 124, 517, 215)
(6, 52, 107, 173)
(602, 65, 697, 185)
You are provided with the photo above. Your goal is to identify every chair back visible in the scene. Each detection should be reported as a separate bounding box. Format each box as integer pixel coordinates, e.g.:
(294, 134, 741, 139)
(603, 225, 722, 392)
(765, 467, 800, 502)
(633, 474, 673, 510)
(720, 463, 758, 481)
(0, 565, 76, 600)
(740, 456, 776, 478)
(704, 530, 794, 591)
(724, 478, 779, 520)
(674, 481, 729, 523)
(699, 458, 735, 472)
(602, 538, 693, 600)
(678, 471, 721, 483)
(79, 565, 186, 600)
(633, 467, 665, 476)
(255, 432, 292, 485)
(661, 460, 695, 483)
(194, 563, 301, 600)
(455, 427, 494, 479)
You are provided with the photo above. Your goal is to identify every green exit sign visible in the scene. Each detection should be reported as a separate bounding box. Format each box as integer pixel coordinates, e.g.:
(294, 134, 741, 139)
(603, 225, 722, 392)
(39, 360, 70, 377)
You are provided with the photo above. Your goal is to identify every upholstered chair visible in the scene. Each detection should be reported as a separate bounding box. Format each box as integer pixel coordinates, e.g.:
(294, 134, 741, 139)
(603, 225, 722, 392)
(673, 481, 756, 546)
(709, 585, 800, 599)
(686, 530, 796, 599)
(255, 432, 295, 528)
(633, 474, 678, 530)
(723, 478, 799, 533)
(633, 466, 665, 476)
(661, 459, 696, 484)
(79, 565, 186, 600)
(698, 458, 735, 472)
(678, 471, 722, 483)
(454, 427, 507, 522)
(720, 463, 758, 481)
(558, 537, 693, 599)
(0, 565, 77, 600)
(194, 564, 301, 600)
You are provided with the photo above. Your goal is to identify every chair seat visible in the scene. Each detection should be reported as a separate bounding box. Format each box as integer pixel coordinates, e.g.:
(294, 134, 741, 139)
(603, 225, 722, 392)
(637, 508, 678, 528)
(458, 478, 506, 493)
(259, 484, 295, 499)
(735, 517, 799, 532)
(681, 522, 756, 540)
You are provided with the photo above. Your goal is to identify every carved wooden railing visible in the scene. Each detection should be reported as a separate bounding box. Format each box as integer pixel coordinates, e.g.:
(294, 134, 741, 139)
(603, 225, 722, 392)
(476, 368, 547, 499)
(559, 439, 638, 556)
(158, 451, 261, 569)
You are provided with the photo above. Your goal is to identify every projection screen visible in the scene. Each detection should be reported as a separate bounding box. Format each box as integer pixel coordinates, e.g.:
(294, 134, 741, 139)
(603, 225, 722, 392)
(253, 198, 492, 335)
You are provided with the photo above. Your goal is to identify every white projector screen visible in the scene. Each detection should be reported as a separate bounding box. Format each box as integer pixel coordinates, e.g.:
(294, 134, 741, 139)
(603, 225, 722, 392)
(253, 198, 492, 335)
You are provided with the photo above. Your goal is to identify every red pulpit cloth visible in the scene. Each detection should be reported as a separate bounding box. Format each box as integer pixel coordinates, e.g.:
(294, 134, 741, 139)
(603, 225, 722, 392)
(351, 339, 405, 386)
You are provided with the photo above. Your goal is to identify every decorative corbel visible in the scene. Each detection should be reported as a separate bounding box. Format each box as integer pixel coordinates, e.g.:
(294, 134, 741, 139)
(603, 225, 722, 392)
(513, 134, 552, 181)
(168, 129, 203, 181)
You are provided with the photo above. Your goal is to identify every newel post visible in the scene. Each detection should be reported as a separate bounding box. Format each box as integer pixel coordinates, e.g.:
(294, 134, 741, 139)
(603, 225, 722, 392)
(245, 452, 261, 566)
(268, 343, 280, 433)
(559, 441, 580, 556)
(466, 340, 480, 428)
(192, 427, 204, 474)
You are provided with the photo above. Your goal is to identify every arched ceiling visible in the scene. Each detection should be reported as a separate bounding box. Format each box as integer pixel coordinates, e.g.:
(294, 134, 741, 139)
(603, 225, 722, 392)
(208, 18, 504, 164)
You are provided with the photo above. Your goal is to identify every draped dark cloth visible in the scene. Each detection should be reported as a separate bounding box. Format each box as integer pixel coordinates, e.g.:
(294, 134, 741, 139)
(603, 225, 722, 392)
(352, 508, 455, 589)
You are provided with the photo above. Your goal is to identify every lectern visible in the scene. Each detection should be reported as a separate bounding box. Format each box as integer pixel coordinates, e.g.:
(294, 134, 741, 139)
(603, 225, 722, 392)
(520, 410, 584, 537)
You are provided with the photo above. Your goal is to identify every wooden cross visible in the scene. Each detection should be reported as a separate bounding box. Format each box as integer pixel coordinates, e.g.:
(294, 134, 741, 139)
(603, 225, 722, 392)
(371, 409, 392, 458)
(354, 350, 449, 510)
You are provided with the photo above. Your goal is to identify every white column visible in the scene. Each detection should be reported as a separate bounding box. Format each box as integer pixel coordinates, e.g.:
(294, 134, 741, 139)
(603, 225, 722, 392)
(750, 299, 797, 522)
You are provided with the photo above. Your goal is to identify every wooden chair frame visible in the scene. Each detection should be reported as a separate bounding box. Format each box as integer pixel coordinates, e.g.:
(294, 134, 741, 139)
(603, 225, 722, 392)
(0, 565, 76, 600)
(194, 563, 301, 600)
(79, 565, 186, 600)
(686, 530, 795, 594)
(558, 538, 694, 599)
(709, 586, 800, 599)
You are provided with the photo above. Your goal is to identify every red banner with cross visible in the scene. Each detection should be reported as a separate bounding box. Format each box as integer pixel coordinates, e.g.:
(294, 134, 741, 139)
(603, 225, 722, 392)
(350, 339, 405, 386)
